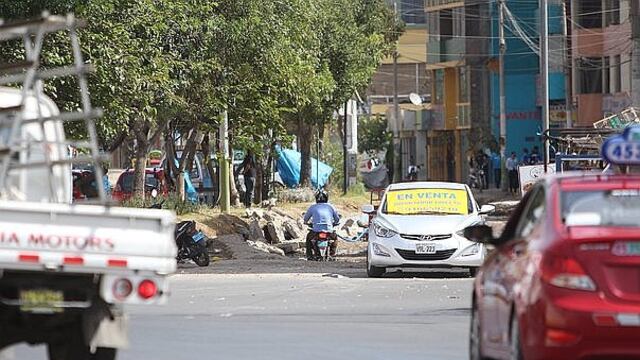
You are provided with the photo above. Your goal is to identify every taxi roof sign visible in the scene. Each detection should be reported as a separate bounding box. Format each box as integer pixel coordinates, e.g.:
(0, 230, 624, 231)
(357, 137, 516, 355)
(601, 126, 640, 165)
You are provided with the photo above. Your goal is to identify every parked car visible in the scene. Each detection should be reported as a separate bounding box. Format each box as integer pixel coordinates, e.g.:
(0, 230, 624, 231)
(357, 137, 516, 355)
(466, 173, 640, 360)
(112, 168, 168, 202)
(365, 181, 495, 278)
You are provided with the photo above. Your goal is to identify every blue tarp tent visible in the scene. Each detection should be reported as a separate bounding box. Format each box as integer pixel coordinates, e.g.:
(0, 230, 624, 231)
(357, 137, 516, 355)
(275, 146, 333, 188)
(174, 159, 198, 203)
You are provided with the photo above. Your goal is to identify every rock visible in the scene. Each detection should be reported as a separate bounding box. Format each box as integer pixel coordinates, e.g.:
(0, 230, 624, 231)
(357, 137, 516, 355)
(247, 240, 285, 256)
(276, 242, 300, 254)
(489, 200, 520, 217)
(277, 188, 315, 203)
(233, 223, 251, 239)
(283, 220, 304, 240)
(264, 221, 285, 244)
(248, 219, 267, 242)
(263, 211, 277, 223)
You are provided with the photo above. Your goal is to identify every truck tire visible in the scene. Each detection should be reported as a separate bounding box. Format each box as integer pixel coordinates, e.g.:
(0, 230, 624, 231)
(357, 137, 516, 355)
(48, 322, 117, 360)
(49, 342, 116, 360)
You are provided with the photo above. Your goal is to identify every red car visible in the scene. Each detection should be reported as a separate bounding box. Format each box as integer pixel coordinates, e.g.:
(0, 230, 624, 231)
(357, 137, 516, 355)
(466, 173, 640, 360)
(112, 168, 168, 202)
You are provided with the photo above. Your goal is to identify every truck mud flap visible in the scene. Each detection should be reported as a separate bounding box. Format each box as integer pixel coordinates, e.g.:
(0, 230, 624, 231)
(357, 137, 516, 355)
(89, 313, 129, 350)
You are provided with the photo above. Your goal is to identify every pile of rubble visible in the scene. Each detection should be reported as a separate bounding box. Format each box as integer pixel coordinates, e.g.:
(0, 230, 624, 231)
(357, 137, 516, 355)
(211, 208, 310, 257)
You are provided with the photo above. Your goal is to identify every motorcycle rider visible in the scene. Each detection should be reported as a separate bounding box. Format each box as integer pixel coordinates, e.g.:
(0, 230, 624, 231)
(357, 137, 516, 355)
(303, 189, 340, 260)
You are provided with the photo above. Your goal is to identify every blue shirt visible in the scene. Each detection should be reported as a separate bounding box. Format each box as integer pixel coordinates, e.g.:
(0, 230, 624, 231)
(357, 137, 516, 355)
(304, 203, 340, 232)
(491, 154, 501, 169)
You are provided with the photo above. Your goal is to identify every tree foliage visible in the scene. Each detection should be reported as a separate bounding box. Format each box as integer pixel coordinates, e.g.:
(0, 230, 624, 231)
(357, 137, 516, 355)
(0, 0, 400, 197)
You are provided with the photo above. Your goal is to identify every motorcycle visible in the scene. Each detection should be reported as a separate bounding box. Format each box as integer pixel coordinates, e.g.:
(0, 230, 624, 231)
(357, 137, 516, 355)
(468, 168, 485, 192)
(175, 220, 210, 267)
(306, 224, 338, 261)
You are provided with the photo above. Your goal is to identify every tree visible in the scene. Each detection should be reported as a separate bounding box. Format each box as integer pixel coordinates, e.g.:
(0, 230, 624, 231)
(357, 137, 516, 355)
(358, 115, 392, 157)
(295, 0, 401, 186)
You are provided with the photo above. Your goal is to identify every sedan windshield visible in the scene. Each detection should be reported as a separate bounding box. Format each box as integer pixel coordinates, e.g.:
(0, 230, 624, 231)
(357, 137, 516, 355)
(562, 189, 640, 227)
(382, 188, 473, 215)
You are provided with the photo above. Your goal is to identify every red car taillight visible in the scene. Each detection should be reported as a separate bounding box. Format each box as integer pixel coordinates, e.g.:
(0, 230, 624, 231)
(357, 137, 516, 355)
(541, 255, 596, 291)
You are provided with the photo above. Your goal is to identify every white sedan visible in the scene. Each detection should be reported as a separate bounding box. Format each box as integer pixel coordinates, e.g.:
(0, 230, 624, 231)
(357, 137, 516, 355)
(365, 181, 495, 277)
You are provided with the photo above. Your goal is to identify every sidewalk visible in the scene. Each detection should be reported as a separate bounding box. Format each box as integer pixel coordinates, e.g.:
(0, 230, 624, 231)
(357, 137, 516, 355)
(472, 187, 521, 204)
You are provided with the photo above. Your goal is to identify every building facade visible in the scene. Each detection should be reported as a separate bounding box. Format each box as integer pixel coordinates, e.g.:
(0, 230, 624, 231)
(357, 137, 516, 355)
(425, 0, 493, 182)
(569, 0, 633, 125)
(365, 1, 430, 181)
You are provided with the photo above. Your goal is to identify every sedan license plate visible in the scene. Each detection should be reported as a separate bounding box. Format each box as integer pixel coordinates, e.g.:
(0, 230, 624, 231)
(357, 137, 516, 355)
(415, 242, 437, 254)
(19, 289, 64, 313)
(613, 242, 640, 256)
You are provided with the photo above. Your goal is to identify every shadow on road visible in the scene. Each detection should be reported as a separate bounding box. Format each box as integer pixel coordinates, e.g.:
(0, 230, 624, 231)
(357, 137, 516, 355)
(176, 257, 474, 281)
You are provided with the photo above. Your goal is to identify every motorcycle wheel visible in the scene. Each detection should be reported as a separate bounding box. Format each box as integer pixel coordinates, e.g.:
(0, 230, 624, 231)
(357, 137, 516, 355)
(193, 244, 210, 267)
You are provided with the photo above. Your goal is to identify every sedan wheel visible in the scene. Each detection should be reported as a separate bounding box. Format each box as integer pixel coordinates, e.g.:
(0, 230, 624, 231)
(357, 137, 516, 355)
(366, 249, 385, 278)
(469, 304, 485, 360)
(509, 313, 524, 360)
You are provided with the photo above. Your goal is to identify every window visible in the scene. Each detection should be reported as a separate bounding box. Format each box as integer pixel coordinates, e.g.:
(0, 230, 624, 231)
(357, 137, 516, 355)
(514, 187, 546, 239)
(440, 12, 453, 39)
(458, 66, 469, 102)
(434, 69, 444, 104)
(578, 57, 603, 94)
(452, 8, 465, 36)
(605, 0, 620, 26)
(578, 0, 603, 29)
(603, 57, 610, 94)
(401, 0, 426, 24)
(613, 55, 622, 93)
(427, 11, 440, 38)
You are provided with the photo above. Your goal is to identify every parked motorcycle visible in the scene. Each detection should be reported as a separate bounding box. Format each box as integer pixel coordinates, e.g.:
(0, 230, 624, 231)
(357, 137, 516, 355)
(468, 168, 485, 192)
(175, 220, 210, 267)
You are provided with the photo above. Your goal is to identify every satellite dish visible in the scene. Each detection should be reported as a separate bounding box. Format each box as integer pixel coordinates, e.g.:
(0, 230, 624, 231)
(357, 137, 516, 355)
(409, 93, 423, 105)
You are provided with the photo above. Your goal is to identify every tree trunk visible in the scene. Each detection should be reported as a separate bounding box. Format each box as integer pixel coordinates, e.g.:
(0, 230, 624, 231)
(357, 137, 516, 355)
(200, 133, 216, 189)
(255, 156, 263, 205)
(228, 132, 240, 206)
(298, 115, 313, 187)
(132, 122, 149, 200)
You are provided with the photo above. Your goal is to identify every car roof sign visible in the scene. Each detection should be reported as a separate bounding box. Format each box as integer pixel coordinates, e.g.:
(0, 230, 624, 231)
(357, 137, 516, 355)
(601, 125, 640, 165)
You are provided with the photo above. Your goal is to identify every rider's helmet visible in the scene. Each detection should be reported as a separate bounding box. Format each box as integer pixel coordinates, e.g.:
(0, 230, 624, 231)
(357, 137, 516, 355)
(315, 189, 328, 203)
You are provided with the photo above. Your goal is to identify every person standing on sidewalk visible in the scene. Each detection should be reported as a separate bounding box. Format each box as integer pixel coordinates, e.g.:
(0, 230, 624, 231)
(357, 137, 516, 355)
(239, 151, 257, 208)
(491, 151, 501, 189)
(506, 152, 519, 194)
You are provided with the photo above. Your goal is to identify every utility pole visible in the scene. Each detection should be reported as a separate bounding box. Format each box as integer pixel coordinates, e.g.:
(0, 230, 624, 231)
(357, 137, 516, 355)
(343, 102, 348, 194)
(219, 109, 230, 213)
(563, 1, 573, 128)
(498, 0, 507, 150)
(498, 0, 508, 190)
(392, 0, 402, 184)
(632, 0, 640, 107)
(540, 0, 550, 172)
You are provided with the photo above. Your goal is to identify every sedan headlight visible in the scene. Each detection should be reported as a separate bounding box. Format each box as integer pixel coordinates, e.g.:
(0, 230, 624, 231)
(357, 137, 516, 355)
(460, 243, 481, 257)
(372, 243, 391, 257)
(373, 222, 397, 238)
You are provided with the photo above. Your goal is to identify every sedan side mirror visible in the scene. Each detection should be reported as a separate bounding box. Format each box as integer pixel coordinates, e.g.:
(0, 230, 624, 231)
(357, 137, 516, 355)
(362, 204, 375, 214)
(479, 204, 496, 215)
(463, 225, 497, 245)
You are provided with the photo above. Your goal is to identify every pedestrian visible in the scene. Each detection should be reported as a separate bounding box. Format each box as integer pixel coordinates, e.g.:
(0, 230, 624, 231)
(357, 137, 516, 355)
(521, 148, 531, 165)
(506, 152, 519, 194)
(530, 146, 540, 164)
(101, 164, 111, 198)
(491, 151, 501, 189)
(239, 150, 257, 208)
(407, 156, 418, 181)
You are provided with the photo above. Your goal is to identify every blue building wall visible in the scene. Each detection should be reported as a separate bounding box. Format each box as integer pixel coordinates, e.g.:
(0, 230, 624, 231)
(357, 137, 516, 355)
(489, 0, 565, 159)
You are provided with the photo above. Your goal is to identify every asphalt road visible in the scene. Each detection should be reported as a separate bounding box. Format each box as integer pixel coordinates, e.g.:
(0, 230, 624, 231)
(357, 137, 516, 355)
(9, 270, 473, 360)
